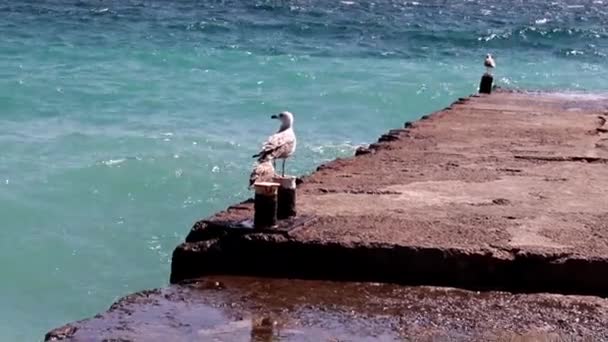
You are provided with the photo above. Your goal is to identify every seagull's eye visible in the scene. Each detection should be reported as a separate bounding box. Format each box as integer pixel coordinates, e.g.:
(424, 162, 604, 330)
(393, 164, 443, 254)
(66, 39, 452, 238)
(279, 113, 284, 117)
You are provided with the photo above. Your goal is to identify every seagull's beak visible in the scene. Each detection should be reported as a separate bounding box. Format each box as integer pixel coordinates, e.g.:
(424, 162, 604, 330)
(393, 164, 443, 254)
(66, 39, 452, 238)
(271, 114, 278, 119)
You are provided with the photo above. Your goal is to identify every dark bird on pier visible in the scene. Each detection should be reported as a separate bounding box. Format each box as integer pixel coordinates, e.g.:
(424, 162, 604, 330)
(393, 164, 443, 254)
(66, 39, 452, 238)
(248, 157, 276, 189)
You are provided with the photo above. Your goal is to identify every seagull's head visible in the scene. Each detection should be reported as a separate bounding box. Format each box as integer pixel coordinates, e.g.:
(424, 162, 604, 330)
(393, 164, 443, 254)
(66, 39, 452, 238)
(271, 111, 294, 129)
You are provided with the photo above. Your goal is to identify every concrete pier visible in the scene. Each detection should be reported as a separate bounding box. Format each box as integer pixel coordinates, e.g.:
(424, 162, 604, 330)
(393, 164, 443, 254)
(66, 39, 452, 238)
(172, 90, 608, 296)
(45, 90, 608, 341)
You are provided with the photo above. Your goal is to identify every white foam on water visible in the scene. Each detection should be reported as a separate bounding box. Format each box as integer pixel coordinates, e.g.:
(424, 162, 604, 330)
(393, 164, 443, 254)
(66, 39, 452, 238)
(102, 158, 126, 166)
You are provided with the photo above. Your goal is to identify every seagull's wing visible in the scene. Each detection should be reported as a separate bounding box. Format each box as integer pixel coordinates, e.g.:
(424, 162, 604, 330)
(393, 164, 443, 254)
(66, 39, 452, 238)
(249, 161, 276, 188)
(252, 131, 292, 161)
(269, 136, 294, 159)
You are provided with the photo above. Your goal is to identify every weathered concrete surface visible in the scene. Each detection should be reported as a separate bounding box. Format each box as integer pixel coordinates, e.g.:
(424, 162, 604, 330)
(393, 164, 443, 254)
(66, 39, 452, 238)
(173, 91, 608, 295)
(46, 276, 608, 341)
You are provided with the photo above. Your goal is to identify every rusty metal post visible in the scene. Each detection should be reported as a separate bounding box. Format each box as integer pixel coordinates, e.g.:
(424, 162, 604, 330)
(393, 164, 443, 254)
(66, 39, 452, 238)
(274, 176, 297, 220)
(479, 73, 493, 94)
(254, 182, 280, 229)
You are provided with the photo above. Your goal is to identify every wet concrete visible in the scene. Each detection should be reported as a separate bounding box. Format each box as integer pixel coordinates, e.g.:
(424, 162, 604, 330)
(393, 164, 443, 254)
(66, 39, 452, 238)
(46, 276, 608, 341)
(172, 90, 608, 297)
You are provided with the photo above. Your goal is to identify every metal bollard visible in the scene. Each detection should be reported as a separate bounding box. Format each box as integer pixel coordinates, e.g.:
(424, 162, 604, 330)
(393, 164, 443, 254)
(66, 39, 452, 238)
(254, 182, 280, 229)
(274, 176, 297, 220)
(479, 73, 493, 94)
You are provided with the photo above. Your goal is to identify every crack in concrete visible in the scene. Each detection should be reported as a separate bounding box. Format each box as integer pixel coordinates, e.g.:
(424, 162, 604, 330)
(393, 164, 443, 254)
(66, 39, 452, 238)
(514, 155, 608, 163)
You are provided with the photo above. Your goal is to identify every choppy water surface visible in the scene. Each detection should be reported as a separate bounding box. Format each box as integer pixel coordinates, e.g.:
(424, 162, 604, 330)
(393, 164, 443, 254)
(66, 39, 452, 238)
(1, 0, 608, 339)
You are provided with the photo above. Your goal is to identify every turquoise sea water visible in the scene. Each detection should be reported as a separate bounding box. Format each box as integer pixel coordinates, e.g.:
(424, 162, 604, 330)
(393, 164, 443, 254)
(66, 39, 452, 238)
(1, 0, 608, 340)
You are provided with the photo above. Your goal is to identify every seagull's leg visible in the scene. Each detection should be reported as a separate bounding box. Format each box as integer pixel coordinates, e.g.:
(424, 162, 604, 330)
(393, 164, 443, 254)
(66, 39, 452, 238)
(282, 159, 286, 177)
